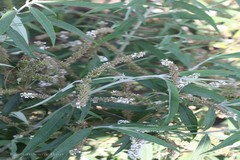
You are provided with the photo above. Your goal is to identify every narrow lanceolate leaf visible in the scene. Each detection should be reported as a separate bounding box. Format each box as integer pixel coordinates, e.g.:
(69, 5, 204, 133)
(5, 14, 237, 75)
(173, 1, 219, 32)
(11, 15, 29, 44)
(20, 106, 72, 155)
(29, 7, 56, 45)
(203, 107, 216, 130)
(47, 128, 92, 160)
(164, 80, 180, 124)
(49, 17, 92, 41)
(206, 132, 240, 153)
(6, 28, 35, 58)
(179, 105, 198, 134)
(0, 10, 17, 35)
(114, 128, 178, 151)
(0, 63, 14, 68)
(191, 135, 211, 160)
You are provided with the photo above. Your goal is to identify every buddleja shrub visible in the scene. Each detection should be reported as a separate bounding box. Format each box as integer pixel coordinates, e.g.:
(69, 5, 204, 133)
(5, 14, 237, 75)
(0, 0, 240, 159)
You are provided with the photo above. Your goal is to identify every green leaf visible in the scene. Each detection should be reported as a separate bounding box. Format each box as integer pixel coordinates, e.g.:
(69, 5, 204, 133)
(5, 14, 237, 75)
(79, 103, 91, 123)
(180, 70, 233, 77)
(47, 128, 92, 160)
(203, 107, 216, 130)
(113, 136, 130, 155)
(36, 132, 72, 152)
(11, 15, 29, 44)
(49, 17, 92, 41)
(179, 105, 198, 134)
(206, 132, 240, 153)
(6, 28, 35, 58)
(164, 80, 180, 124)
(29, 7, 56, 45)
(191, 135, 211, 160)
(95, 102, 146, 112)
(10, 111, 29, 125)
(173, 1, 219, 32)
(182, 84, 226, 102)
(113, 128, 178, 151)
(2, 94, 20, 116)
(86, 2, 124, 14)
(163, 41, 192, 68)
(20, 106, 72, 155)
(0, 10, 17, 35)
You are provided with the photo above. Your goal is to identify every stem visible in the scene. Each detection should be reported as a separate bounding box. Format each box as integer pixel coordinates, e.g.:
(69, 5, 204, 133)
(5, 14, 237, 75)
(119, 5, 155, 52)
(3, 0, 13, 9)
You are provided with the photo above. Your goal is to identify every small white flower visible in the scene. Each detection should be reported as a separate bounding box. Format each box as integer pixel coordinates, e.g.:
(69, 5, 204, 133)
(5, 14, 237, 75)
(131, 51, 146, 58)
(117, 120, 130, 124)
(177, 73, 200, 89)
(13, 134, 23, 139)
(68, 40, 82, 47)
(86, 30, 98, 38)
(98, 55, 108, 62)
(20, 92, 37, 99)
(160, 59, 173, 66)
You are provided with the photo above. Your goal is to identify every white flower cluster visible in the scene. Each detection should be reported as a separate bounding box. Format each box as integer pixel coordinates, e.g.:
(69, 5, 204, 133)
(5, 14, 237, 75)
(20, 92, 37, 99)
(13, 134, 23, 139)
(69, 148, 81, 156)
(177, 73, 200, 88)
(92, 96, 135, 104)
(131, 51, 146, 58)
(160, 59, 174, 67)
(117, 120, 130, 124)
(59, 31, 69, 40)
(209, 80, 227, 88)
(128, 137, 145, 160)
(86, 30, 98, 38)
(34, 41, 49, 50)
(98, 55, 108, 62)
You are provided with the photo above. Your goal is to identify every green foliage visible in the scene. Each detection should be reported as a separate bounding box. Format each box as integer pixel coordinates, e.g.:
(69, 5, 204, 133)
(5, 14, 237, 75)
(0, 0, 240, 159)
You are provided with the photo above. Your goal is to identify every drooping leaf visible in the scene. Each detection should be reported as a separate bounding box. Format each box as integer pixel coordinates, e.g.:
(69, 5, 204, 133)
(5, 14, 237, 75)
(47, 128, 92, 160)
(20, 106, 72, 155)
(49, 17, 92, 41)
(164, 80, 180, 124)
(6, 28, 35, 58)
(29, 7, 56, 45)
(0, 10, 17, 35)
(173, 1, 219, 32)
(2, 94, 20, 116)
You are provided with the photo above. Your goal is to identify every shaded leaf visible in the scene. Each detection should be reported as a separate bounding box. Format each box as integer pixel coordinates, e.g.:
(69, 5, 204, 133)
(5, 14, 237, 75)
(179, 105, 198, 134)
(29, 7, 56, 45)
(0, 10, 17, 35)
(2, 94, 20, 116)
(49, 17, 92, 41)
(47, 128, 92, 160)
(20, 106, 72, 155)
(203, 107, 216, 130)
(164, 80, 180, 124)
(6, 28, 35, 58)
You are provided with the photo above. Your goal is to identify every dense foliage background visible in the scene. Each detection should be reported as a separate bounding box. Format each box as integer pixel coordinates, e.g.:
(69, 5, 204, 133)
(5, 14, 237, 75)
(1, 0, 240, 159)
